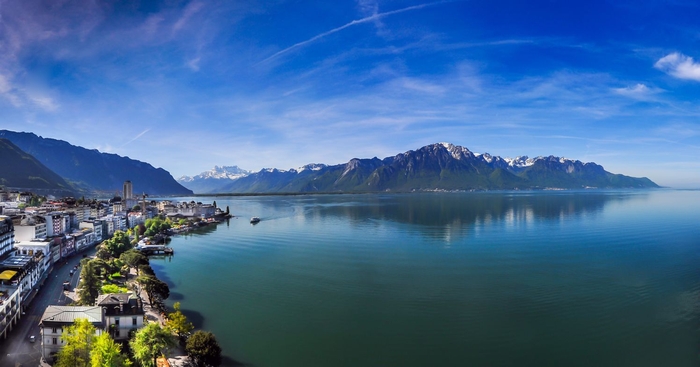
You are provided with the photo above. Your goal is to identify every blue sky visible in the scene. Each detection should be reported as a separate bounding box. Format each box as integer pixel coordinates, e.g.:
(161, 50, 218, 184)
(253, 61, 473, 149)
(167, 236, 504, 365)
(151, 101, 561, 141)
(1, 0, 699, 188)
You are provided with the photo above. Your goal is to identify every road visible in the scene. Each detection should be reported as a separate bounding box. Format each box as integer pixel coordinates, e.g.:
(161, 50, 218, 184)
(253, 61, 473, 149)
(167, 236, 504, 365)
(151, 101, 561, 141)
(0, 249, 92, 367)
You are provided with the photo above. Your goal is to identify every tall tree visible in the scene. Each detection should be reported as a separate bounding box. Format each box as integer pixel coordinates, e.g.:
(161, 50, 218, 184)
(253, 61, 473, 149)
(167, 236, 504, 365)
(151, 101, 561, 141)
(119, 249, 149, 276)
(90, 332, 132, 367)
(165, 302, 194, 342)
(130, 323, 175, 367)
(136, 275, 170, 305)
(55, 318, 97, 367)
(77, 261, 100, 305)
(186, 331, 222, 367)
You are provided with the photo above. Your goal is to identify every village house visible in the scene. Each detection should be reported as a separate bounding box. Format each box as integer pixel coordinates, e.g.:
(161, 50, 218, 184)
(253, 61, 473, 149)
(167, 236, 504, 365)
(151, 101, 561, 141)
(39, 292, 145, 362)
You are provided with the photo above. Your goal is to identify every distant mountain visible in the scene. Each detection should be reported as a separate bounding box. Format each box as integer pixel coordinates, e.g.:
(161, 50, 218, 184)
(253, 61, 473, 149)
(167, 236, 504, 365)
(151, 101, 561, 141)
(204, 143, 658, 193)
(0, 130, 193, 196)
(0, 138, 75, 196)
(177, 166, 251, 193)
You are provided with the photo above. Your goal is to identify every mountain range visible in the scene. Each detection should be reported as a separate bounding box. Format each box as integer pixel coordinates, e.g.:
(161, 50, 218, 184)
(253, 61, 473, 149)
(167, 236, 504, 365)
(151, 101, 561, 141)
(178, 166, 251, 194)
(0, 130, 193, 197)
(177, 143, 659, 193)
(0, 138, 75, 196)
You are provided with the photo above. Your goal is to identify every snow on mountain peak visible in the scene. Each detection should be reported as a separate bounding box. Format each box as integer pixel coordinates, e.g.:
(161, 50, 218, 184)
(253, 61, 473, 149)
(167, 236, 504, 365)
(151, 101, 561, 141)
(179, 165, 251, 181)
(435, 142, 473, 160)
(296, 163, 327, 172)
(504, 156, 536, 168)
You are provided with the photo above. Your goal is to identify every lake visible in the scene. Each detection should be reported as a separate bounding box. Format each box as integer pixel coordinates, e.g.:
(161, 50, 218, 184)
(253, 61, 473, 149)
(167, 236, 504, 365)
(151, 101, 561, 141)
(150, 190, 700, 367)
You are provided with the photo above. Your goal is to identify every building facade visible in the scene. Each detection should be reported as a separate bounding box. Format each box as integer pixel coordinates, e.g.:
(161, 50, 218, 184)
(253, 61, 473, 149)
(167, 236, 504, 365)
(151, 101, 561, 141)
(123, 180, 133, 200)
(0, 216, 15, 258)
(39, 306, 103, 362)
(96, 293, 145, 340)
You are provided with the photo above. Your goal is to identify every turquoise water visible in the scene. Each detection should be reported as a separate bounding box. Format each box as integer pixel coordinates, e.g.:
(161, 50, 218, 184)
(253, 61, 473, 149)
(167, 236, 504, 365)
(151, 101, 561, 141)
(150, 190, 700, 367)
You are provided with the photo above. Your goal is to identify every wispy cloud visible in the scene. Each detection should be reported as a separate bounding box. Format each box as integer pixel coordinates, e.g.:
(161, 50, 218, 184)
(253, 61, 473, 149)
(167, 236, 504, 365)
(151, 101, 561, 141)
(172, 1, 205, 33)
(28, 94, 58, 111)
(187, 57, 201, 71)
(613, 83, 663, 100)
(121, 129, 151, 148)
(260, 1, 454, 64)
(654, 52, 700, 81)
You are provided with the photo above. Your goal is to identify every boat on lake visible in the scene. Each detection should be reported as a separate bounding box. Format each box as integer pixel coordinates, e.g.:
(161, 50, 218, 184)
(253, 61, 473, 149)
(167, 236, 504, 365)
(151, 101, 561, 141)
(250, 217, 261, 224)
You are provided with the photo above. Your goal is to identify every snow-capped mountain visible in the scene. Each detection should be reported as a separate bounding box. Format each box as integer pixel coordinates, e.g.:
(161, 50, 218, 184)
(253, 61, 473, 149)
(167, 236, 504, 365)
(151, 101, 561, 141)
(204, 143, 658, 193)
(177, 165, 253, 193)
(178, 165, 251, 182)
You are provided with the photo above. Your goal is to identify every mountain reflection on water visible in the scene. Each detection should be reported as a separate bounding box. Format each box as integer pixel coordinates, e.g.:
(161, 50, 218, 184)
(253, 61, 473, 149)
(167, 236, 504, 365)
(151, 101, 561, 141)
(285, 191, 643, 240)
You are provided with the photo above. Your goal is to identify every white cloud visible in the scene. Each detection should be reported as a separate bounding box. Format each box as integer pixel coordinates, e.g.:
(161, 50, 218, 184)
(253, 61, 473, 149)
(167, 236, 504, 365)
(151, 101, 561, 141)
(613, 83, 662, 100)
(654, 52, 700, 81)
(28, 94, 58, 111)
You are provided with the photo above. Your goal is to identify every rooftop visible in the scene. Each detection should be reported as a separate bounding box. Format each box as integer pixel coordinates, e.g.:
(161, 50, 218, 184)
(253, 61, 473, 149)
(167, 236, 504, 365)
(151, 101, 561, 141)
(40, 305, 102, 325)
(0, 254, 34, 269)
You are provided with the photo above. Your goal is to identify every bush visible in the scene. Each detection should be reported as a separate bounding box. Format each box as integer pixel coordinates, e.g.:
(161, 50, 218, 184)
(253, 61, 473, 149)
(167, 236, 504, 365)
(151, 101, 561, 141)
(101, 284, 128, 294)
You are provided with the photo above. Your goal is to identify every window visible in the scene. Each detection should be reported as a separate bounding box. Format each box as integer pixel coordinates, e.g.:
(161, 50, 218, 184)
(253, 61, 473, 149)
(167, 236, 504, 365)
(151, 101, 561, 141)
(52, 327, 57, 333)
(52, 337, 57, 345)
(132, 317, 137, 325)
(115, 318, 119, 326)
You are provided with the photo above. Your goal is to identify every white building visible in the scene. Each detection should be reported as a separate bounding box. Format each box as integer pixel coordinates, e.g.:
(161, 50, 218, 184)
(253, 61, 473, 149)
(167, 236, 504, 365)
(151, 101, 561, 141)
(39, 306, 103, 362)
(99, 215, 127, 236)
(43, 213, 69, 237)
(40, 293, 145, 362)
(0, 255, 43, 307)
(96, 293, 145, 340)
(0, 276, 21, 340)
(14, 240, 53, 277)
(79, 221, 103, 245)
(13, 215, 47, 242)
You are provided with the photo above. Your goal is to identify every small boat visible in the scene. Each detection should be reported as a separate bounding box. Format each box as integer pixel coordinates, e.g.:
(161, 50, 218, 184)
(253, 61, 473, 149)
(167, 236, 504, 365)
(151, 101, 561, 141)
(250, 217, 261, 224)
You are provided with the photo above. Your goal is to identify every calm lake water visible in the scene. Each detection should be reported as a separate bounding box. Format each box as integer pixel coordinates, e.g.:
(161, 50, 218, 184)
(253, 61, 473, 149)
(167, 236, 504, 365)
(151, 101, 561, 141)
(150, 190, 700, 367)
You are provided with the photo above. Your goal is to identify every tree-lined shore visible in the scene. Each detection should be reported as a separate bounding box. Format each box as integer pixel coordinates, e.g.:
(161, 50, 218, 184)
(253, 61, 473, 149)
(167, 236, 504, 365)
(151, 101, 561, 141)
(62, 215, 224, 367)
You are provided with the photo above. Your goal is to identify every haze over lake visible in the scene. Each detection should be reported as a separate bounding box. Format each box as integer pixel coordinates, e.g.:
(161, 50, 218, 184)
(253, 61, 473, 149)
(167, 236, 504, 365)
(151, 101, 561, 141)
(151, 190, 700, 367)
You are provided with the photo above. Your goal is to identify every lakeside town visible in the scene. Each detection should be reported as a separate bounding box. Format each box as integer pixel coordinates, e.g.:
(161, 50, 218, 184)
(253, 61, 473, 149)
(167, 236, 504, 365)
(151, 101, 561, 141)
(0, 180, 227, 366)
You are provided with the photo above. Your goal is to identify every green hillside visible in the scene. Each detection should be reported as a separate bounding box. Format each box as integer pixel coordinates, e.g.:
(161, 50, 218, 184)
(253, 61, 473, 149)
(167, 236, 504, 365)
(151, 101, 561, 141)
(0, 138, 75, 195)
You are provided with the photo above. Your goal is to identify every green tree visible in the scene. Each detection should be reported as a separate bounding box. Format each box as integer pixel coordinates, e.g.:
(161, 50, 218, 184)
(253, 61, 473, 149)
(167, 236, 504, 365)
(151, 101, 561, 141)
(186, 331, 222, 367)
(29, 194, 44, 207)
(95, 245, 111, 260)
(103, 230, 132, 258)
(136, 275, 170, 305)
(77, 261, 101, 305)
(90, 332, 132, 367)
(130, 323, 175, 367)
(55, 318, 97, 367)
(119, 249, 149, 276)
(90, 258, 112, 278)
(165, 302, 194, 342)
(137, 264, 155, 276)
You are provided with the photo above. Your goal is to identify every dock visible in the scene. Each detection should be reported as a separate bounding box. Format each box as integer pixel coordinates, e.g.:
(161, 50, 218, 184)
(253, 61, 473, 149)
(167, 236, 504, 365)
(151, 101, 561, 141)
(136, 244, 174, 255)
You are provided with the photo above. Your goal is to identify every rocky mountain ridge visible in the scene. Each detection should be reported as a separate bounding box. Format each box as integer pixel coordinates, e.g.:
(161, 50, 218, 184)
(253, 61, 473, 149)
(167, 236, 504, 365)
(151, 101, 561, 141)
(178, 143, 658, 193)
